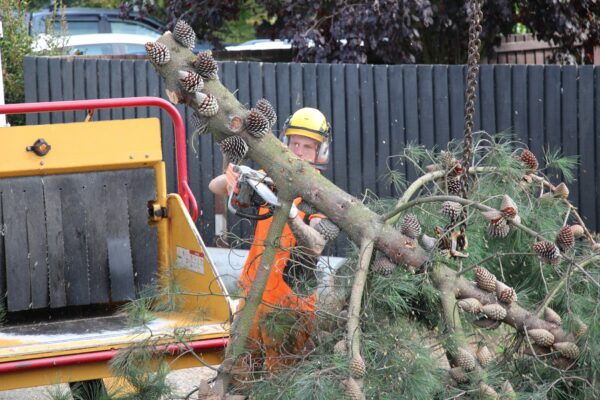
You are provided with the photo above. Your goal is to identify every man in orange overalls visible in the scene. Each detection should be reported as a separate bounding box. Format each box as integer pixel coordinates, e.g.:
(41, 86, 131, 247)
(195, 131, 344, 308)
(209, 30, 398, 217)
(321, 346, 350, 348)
(209, 108, 333, 379)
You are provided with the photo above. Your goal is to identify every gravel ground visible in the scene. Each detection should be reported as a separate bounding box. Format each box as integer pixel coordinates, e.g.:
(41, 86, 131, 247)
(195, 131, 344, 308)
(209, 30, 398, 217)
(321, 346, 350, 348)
(0, 366, 217, 400)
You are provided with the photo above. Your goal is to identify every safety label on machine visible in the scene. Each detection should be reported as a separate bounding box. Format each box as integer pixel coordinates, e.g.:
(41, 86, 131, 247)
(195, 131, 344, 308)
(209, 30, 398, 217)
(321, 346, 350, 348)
(176, 246, 204, 274)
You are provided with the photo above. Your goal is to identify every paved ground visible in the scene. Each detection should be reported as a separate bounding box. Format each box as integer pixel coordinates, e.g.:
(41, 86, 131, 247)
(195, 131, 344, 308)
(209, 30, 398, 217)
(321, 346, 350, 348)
(0, 366, 217, 400)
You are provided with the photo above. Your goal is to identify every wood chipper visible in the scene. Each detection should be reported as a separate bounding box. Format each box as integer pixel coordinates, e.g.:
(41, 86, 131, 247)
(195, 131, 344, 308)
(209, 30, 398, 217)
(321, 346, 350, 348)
(0, 97, 233, 394)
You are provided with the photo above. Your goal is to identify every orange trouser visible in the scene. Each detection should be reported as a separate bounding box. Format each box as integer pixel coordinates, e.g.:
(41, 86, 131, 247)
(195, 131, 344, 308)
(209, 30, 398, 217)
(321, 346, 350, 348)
(232, 300, 314, 384)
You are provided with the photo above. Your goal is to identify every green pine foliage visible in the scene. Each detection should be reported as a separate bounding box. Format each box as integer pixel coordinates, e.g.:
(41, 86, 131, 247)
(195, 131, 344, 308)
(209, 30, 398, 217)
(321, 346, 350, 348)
(244, 132, 599, 399)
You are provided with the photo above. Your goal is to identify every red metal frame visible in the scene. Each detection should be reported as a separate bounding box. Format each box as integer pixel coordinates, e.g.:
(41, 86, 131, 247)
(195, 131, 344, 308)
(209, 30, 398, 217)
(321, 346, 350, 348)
(0, 338, 228, 374)
(0, 97, 199, 221)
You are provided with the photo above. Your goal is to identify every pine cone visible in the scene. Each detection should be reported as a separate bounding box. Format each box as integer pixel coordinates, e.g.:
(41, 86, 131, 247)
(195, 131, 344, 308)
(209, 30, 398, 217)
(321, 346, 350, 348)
(196, 92, 219, 117)
(477, 345, 493, 367)
(570, 224, 585, 238)
(553, 182, 569, 199)
(177, 70, 203, 92)
(255, 98, 277, 126)
(297, 201, 316, 215)
(482, 304, 507, 320)
(245, 108, 270, 138)
(401, 214, 421, 239)
(341, 378, 364, 400)
(457, 298, 482, 314)
(193, 50, 218, 80)
(421, 234, 438, 252)
(553, 342, 579, 360)
(527, 328, 555, 347)
(441, 201, 462, 220)
(349, 355, 366, 379)
(475, 266, 497, 292)
(145, 41, 170, 65)
(449, 367, 469, 384)
(446, 176, 462, 195)
(533, 241, 561, 265)
(574, 317, 588, 338)
(456, 348, 476, 371)
(544, 307, 562, 325)
(438, 150, 456, 169)
(479, 382, 499, 399)
(190, 111, 209, 135)
(487, 219, 510, 238)
(334, 340, 347, 357)
(500, 195, 518, 219)
(315, 219, 341, 241)
(371, 253, 396, 276)
(520, 149, 539, 171)
(219, 136, 248, 165)
(337, 310, 348, 329)
(496, 281, 517, 304)
(501, 381, 516, 399)
(555, 225, 574, 252)
(173, 20, 196, 49)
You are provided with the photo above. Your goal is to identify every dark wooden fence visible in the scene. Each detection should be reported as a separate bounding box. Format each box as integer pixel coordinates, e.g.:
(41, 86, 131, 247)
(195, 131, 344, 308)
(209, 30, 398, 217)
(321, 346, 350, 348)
(23, 56, 600, 249)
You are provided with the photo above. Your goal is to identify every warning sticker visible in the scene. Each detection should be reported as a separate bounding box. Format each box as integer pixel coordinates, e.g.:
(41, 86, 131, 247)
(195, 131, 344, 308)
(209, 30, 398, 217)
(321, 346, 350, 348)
(176, 246, 205, 274)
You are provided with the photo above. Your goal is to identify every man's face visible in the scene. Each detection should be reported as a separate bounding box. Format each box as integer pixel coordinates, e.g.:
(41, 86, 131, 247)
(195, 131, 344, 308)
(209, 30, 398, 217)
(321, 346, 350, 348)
(288, 135, 320, 163)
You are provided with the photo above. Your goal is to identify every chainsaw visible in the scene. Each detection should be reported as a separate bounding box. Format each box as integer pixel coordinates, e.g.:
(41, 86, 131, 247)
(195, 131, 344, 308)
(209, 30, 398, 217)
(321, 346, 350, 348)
(227, 165, 280, 220)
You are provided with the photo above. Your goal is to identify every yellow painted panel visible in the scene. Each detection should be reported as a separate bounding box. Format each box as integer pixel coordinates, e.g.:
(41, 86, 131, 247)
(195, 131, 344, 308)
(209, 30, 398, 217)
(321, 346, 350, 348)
(165, 194, 233, 323)
(0, 118, 162, 177)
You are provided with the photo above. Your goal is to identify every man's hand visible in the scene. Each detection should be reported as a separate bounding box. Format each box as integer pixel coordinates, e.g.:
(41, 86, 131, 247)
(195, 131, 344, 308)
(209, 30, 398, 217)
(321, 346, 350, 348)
(289, 203, 299, 219)
(225, 163, 240, 195)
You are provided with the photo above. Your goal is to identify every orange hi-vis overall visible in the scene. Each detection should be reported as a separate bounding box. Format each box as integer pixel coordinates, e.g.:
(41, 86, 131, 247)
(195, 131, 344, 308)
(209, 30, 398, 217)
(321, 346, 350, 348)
(237, 198, 323, 374)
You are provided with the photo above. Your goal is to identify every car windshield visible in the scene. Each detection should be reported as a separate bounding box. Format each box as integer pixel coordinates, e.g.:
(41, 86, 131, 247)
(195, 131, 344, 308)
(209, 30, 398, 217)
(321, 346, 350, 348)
(69, 44, 113, 55)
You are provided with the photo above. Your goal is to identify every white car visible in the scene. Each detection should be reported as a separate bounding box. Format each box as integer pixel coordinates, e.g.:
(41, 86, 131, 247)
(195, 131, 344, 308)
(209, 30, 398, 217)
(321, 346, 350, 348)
(225, 39, 292, 51)
(32, 32, 160, 56)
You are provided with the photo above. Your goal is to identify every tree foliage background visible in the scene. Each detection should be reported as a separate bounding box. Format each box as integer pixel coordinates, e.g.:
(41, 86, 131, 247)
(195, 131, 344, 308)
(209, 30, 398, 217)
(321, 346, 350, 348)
(122, 0, 600, 64)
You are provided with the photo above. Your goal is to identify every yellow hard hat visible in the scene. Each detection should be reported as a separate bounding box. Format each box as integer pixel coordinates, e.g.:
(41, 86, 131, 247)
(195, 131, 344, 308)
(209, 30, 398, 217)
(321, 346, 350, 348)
(284, 107, 330, 143)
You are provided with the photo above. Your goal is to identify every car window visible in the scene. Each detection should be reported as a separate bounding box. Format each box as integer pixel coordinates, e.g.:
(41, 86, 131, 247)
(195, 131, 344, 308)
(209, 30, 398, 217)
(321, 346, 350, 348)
(52, 20, 100, 35)
(122, 43, 148, 55)
(69, 44, 114, 55)
(109, 21, 160, 38)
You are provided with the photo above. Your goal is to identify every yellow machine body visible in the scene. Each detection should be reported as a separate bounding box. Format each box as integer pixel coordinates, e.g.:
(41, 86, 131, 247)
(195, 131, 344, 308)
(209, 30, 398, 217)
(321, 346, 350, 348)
(0, 118, 231, 391)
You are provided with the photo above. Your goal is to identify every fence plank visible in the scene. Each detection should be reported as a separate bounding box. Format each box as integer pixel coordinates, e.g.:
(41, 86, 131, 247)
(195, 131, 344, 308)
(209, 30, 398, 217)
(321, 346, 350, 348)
(448, 65, 465, 142)
(433, 65, 450, 146)
(24, 58, 39, 125)
(49, 59, 63, 123)
(276, 63, 291, 128)
(37, 57, 51, 124)
(262, 63, 278, 128)
(512, 65, 528, 142)
(360, 65, 377, 194)
(374, 65, 391, 198)
(135, 60, 148, 118)
(578, 66, 595, 227)
(303, 63, 317, 108)
(346, 65, 362, 196)
(110, 61, 124, 120)
(249, 62, 263, 106)
(495, 66, 512, 134)
(122, 61, 136, 119)
(98, 60, 111, 121)
(544, 66, 561, 158)
(417, 65, 435, 150)
(291, 63, 303, 111)
(527, 65, 544, 154)
(316, 64, 333, 181)
(561, 66, 579, 207)
(388, 66, 406, 195)
(403, 65, 419, 183)
(478, 65, 495, 135)
(331, 64, 348, 192)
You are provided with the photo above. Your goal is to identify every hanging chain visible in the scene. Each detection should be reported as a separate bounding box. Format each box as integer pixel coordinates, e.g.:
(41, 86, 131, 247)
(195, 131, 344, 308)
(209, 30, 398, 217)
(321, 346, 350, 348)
(461, 0, 483, 199)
